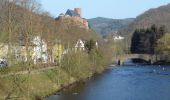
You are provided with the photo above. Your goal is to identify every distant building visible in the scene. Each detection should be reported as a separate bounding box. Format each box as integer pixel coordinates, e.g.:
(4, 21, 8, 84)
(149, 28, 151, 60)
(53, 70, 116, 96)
(11, 36, 48, 64)
(32, 36, 48, 64)
(65, 9, 81, 17)
(0, 44, 8, 59)
(52, 43, 63, 64)
(95, 42, 98, 48)
(0, 36, 48, 65)
(75, 39, 85, 51)
(56, 8, 89, 29)
(113, 36, 124, 41)
(75, 39, 99, 51)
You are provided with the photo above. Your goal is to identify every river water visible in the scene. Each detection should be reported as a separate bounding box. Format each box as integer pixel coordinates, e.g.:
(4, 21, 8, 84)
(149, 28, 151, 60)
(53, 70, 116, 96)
(47, 61, 170, 100)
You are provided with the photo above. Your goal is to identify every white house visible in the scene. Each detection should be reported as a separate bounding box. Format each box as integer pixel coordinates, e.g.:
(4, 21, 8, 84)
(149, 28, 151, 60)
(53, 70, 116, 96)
(0, 36, 48, 65)
(113, 36, 124, 41)
(63, 39, 99, 55)
(32, 36, 48, 64)
(75, 39, 99, 51)
(75, 39, 85, 51)
(95, 42, 98, 48)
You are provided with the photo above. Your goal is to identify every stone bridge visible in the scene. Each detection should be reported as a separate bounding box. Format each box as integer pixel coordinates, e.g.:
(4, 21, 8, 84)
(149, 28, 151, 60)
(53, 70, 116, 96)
(113, 54, 169, 65)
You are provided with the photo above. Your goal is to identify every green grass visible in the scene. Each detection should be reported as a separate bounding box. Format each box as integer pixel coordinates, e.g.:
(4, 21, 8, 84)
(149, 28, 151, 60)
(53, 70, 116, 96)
(0, 68, 76, 100)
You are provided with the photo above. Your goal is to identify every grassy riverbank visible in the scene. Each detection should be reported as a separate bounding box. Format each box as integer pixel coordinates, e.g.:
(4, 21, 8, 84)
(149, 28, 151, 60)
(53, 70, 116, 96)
(0, 49, 112, 100)
(0, 68, 71, 99)
(0, 66, 107, 100)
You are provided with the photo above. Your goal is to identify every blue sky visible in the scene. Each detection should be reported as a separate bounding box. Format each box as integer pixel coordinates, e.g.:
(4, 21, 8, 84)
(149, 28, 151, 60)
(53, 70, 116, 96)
(39, 0, 170, 19)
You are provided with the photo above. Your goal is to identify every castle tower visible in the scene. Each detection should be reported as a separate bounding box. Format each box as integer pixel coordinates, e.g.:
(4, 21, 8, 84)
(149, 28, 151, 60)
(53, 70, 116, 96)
(74, 8, 81, 17)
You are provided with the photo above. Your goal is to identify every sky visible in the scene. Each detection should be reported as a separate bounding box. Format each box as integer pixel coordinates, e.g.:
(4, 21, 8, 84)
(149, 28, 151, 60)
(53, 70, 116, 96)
(39, 0, 170, 19)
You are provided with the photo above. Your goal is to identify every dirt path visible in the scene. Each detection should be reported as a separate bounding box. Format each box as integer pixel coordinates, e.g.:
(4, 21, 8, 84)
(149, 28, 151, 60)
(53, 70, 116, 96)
(0, 66, 57, 78)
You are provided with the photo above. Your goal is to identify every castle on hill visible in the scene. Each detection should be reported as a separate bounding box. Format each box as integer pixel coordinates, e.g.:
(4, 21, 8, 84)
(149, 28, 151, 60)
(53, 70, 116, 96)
(56, 8, 89, 29)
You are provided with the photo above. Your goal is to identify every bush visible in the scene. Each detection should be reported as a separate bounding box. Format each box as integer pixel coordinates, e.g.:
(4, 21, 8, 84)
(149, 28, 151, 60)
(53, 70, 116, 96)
(61, 51, 92, 80)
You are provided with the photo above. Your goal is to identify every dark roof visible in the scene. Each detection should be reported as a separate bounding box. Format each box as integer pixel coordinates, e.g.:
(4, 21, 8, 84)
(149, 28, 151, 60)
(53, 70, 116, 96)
(59, 13, 64, 16)
(65, 9, 80, 17)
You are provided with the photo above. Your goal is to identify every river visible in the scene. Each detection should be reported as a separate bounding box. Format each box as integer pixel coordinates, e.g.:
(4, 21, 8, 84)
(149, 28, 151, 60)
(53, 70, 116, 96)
(47, 61, 170, 100)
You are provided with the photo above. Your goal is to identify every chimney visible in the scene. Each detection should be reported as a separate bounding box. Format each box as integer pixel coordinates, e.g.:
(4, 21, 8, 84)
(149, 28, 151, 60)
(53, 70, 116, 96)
(74, 8, 81, 17)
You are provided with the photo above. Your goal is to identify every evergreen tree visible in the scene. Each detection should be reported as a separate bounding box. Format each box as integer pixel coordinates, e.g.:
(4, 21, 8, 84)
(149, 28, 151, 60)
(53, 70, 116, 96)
(131, 24, 167, 54)
(85, 39, 96, 53)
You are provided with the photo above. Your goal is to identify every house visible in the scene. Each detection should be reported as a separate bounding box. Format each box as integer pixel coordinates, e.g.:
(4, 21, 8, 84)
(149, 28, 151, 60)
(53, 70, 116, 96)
(32, 36, 48, 64)
(0, 44, 8, 59)
(60, 39, 99, 56)
(113, 36, 124, 41)
(0, 36, 48, 65)
(18, 46, 27, 62)
(95, 42, 98, 48)
(62, 39, 86, 54)
(75, 39, 85, 51)
(14, 36, 48, 64)
(0, 43, 26, 64)
(75, 39, 99, 51)
(52, 43, 63, 63)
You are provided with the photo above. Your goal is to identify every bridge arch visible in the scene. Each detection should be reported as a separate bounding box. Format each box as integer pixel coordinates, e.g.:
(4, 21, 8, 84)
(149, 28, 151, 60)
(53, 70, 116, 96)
(117, 54, 153, 65)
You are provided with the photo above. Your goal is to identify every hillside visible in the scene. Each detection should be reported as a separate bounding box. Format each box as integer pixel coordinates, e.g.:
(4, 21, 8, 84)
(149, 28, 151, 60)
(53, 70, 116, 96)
(55, 19, 102, 46)
(129, 3, 170, 54)
(88, 17, 134, 37)
(122, 3, 170, 35)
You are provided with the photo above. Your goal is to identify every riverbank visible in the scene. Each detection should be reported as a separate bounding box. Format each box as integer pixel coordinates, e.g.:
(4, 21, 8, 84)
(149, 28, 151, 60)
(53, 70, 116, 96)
(0, 64, 109, 100)
(43, 66, 109, 99)
(0, 67, 77, 99)
(44, 66, 110, 99)
(0, 48, 114, 99)
(44, 74, 92, 98)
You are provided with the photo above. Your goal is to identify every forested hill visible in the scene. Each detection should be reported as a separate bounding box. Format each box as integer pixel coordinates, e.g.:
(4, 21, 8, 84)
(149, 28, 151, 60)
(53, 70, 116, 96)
(88, 17, 134, 37)
(130, 25, 166, 54)
(129, 3, 170, 54)
(122, 3, 170, 35)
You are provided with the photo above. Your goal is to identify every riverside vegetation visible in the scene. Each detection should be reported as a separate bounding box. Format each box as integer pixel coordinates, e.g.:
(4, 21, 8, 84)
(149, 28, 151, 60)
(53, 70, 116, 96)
(0, 0, 116, 99)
